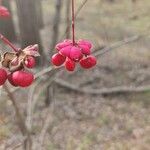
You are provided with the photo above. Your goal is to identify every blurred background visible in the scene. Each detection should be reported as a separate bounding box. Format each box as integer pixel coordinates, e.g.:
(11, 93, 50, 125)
(0, 0, 150, 149)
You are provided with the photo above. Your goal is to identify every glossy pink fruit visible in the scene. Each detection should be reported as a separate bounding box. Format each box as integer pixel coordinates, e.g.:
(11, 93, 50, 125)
(55, 41, 72, 51)
(12, 71, 34, 87)
(70, 46, 83, 61)
(78, 44, 91, 55)
(52, 53, 66, 66)
(80, 56, 97, 69)
(0, 6, 10, 18)
(25, 56, 36, 68)
(8, 73, 18, 87)
(77, 40, 92, 49)
(65, 58, 76, 71)
(59, 45, 72, 57)
(0, 68, 7, 86)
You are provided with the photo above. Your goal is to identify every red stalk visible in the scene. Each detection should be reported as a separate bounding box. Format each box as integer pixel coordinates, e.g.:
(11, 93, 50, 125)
(0, 33, 19, 52)
(72, 0, 75, 45)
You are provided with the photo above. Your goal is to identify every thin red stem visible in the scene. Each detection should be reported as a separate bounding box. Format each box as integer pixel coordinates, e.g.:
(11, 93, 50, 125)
(0, 33, 19, 52)
(72, 0, 75, 45)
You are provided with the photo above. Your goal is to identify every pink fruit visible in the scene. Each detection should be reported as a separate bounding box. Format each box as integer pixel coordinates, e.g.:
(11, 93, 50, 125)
(8, 73, 18, 87)
(55, 41, 72, 51)
(78, 44, 91, 55)
(70, 46, 83, 61)
(24, 56, 36, 68)
(65, 58, 76, 72)
(12, 71, 34, 87)
(80, 56, 97, 69)
(59, 45, 72, 57)
(77, 40, 92, 49)
(0, 6, 10, 18)
(0, 68, 7, 86)
(51, 53, 66, 66)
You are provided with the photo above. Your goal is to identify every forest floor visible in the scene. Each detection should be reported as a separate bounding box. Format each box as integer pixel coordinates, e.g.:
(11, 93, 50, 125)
(0, 0, 150, 149)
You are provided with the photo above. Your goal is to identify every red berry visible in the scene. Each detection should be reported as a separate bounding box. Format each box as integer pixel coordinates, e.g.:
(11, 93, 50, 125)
(70, 46, 83, 61)
(65, 58, 76, 72)
(0, 69, 7, 86)
(24, 56, 36, 68)
(12, 71, 34, 87)
(78, 44, 91, 55)
(0, 6, 10, 18)
(55, 41, 72, 51)
(77, 40, 92, 49)
(59, 45, 72, 57)
(7, 73, 18, 87)
(52, 53, 66, 66)
(80, 56, 97, 69)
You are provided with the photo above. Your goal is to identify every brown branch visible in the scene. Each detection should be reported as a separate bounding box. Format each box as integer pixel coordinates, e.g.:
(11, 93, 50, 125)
(4, 85, 28, 135)
(94, 35, 140, 57)
(54, 78, 150, 95)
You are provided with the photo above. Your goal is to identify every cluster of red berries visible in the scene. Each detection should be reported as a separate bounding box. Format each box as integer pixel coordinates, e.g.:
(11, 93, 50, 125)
(0, 56, 36, 87)
(51, 39, 97, 71)
(0, 5, 10, 18)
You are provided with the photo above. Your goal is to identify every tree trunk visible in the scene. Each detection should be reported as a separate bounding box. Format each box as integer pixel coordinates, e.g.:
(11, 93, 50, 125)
(0, 0, 16, 42)
(36, 0, 44, 29)
(65, 0, 71, 39)
(15, 0, 44, 65)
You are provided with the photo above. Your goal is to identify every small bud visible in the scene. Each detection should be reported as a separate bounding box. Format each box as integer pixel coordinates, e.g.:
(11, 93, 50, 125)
(24, 56, 36, 68)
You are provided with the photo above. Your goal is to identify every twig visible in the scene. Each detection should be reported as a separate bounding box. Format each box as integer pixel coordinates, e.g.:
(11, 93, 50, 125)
(26, 79, 41, 132)
(94, 35, 140, 57)
(0, 33, 19, 52)
(3, 85, 28, 135)
(54, 78, 150, 95)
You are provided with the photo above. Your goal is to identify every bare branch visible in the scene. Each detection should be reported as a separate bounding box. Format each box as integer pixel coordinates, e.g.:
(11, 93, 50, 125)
(54, 78, 150, 95)
(94, 35, 140, 57)
(4, 85, 28, 135)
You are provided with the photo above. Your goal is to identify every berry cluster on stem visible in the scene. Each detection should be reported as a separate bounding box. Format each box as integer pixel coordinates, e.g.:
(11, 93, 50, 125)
(51, 0, 97, 71)
(0, 34, 39, 87)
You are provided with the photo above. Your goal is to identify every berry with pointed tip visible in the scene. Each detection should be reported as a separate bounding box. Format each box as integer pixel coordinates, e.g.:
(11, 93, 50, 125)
(12, 71, 34, 87)
(24, 56, 36, 68)
(80, 56, 97, 69)
(7, 73, 18, 87)
(52, 53, 66, 66)
(77, 40, 92, 49)
(59, 45, 72, 57)
(70, 46, 83, 61)
(78, 44, 91, 55)
(55, 41, 72, 51)
(65, 58, 76, 71)
(0, 68, 7, 86)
